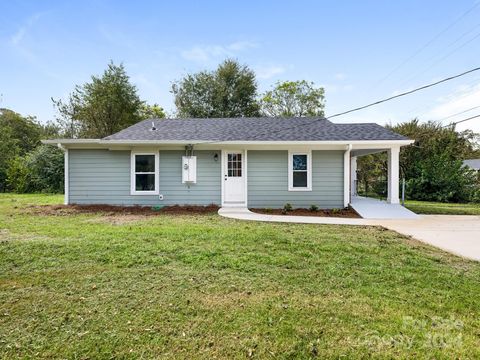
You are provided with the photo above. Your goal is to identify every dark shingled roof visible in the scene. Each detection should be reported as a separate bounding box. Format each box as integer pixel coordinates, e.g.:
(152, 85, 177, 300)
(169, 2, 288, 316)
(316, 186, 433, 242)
(103, 117, 408, 142)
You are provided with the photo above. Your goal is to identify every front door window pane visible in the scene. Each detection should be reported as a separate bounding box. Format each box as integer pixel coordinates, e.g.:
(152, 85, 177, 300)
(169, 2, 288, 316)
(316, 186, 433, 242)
(227, 153, 242, 177)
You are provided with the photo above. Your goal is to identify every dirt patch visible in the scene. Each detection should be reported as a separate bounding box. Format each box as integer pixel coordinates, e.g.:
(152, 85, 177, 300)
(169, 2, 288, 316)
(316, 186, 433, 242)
(250, 207, 360, 218)
(25, 203, 220, 217)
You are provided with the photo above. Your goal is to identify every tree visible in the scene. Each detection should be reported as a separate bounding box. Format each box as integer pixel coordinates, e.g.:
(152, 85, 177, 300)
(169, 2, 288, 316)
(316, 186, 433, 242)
(138, 103, 166, 119)
(0, 108, 44, 191)
(172, 59, 260, 118)
(0, 108, 42, 154)
(357, 119, 480, 202)
(260, 80, 325, 117)
(53, 61, 144, 138)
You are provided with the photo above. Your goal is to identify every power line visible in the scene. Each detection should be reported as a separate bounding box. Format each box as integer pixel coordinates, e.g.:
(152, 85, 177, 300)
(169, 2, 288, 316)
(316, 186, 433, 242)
(405, 77, 480, 118)
(436, 105, 480, 122)
(192, 66, 480, 146)
(404, 74, 480, 118)
(370, 2, 480, 89)
(397, 28, 480, 89)
(442, 113, 480, 127)
(328, 66, 480, 119)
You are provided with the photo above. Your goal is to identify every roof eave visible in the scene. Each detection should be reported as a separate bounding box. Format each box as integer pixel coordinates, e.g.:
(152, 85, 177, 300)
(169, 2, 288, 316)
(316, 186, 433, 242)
(42, 138, 413, 147)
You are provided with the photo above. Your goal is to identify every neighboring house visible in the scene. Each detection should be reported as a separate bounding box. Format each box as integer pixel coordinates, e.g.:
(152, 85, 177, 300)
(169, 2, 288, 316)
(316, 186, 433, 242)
(463, 159, 480, 172)
(44, 117, 413, 209)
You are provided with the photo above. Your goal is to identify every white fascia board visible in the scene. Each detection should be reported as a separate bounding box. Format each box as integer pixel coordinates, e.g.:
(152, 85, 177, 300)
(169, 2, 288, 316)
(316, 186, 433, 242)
(98, 139, 414, 146)
(42, 139, 101, 144)
(42, 138, 414, 148)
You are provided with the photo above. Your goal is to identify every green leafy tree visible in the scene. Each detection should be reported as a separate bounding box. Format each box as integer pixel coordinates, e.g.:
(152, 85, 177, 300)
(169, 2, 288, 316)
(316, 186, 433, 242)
(0, 108, 44, 191)
(5, 156, 29, 193)
(172, 59, 260, 118)
(53, 62, 144, 138)
(260, 80, 325, 117)
(0, 108, 42, 154)
(357, 119, 480, 202)
(26, 145, 64, 193)
(138, 103, 166, 119)
(5, 145, 64, 193)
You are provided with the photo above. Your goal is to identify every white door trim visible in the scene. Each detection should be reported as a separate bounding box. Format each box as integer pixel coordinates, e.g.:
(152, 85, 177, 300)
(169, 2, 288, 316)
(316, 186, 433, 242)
(221, 149, 247, 207)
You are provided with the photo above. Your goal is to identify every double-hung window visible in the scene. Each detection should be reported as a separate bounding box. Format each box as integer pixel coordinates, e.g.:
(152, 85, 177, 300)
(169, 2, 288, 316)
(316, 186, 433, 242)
(131, 152, 159, 195)
(288, 151, 312, 191)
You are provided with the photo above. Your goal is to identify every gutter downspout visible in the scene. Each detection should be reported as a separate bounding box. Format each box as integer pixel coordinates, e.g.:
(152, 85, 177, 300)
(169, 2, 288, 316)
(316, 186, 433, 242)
(344, 144, 352, 208)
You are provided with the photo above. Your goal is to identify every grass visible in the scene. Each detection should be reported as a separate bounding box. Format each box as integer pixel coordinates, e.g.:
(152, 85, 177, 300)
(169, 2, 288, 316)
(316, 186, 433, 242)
(1, 194, 480, 359)
(405, 200, 480, 215)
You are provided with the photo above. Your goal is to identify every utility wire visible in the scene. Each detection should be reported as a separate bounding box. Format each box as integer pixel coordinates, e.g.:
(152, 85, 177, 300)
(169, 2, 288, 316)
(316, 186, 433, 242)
(397, 29, 480, 89)
(436, 105, 480, 122)
(328, 67, 480, 119)
(370, 2, 480, 89)
(192, 66, 480, 146)
(442, 113, 480, 127)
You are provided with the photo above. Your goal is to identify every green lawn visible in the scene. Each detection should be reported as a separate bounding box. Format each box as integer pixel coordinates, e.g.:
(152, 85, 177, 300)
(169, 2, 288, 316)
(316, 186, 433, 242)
(405, 200, 480, 215)
(1, 194, 480, 359)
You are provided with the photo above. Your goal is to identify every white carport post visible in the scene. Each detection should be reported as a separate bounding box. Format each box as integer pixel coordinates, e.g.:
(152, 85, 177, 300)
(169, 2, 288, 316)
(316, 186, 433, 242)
(350, 156, 357, 196)
(387, 146, 400, 204)
(343, 144, 352, 207)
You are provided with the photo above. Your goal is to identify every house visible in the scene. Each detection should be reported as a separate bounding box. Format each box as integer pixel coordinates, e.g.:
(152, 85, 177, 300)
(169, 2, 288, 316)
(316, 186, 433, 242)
(463, 159, 480, 172)
(44, 117, 413, 209)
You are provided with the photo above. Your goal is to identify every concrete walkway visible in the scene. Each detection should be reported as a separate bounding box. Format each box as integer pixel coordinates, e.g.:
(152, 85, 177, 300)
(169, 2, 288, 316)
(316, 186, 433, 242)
(350, 196, 418, 219)
(218, 207, 369, 225)
(218, 208, 480, 261)
(379, 215, 480, 261)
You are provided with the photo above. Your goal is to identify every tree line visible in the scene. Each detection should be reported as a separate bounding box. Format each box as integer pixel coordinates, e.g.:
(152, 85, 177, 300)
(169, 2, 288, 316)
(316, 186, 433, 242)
(357, 120, 480, 203)
(1, 59, 325, 193)
(1, 59, 479, 203)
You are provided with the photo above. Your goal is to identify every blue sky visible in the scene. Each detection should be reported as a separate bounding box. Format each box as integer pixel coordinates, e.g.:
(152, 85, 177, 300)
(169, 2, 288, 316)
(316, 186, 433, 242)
(1, 0, 480, 132)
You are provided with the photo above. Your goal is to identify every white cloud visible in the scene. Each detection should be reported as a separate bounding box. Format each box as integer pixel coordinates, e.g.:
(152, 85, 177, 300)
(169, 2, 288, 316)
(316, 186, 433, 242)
(10, 12, 44, 45)
(425, 83, 480, 132)
(321, 83, 354, 94)
(255, 65, 286, 79)
(180, 40, 259, 63)
(334, 73, 347, 80)
(226, 40, 258, 51)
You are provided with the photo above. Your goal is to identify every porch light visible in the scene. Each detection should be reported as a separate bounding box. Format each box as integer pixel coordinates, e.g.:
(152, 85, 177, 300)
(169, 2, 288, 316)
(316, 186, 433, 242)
(214, 153, 219, 162)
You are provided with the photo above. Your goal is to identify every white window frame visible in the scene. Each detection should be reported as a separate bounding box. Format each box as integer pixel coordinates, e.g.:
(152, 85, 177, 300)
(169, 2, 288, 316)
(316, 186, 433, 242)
(288, 150, 312, 191)
(130, 151, 159, 195)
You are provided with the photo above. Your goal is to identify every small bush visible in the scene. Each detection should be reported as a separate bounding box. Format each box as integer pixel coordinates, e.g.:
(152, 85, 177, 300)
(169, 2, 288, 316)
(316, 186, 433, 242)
(309, 204, 319, 212)
(283, 203, 292, 212)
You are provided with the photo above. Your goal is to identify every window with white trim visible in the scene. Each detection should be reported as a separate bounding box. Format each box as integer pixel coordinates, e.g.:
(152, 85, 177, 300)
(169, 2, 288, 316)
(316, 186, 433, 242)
(288, 151, 312, 191)
(131, 152, 159, 195)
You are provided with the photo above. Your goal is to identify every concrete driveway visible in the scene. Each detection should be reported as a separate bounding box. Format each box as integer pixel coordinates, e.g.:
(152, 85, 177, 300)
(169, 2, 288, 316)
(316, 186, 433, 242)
(219, 208, 480, 261)
(374, 215, 480, 261)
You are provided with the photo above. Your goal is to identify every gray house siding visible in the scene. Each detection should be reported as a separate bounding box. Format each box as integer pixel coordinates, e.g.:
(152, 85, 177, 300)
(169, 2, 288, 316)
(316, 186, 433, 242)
(247, 150, 344, 209)
(69, 149, 221, 206)
(68, 149, 344, 208)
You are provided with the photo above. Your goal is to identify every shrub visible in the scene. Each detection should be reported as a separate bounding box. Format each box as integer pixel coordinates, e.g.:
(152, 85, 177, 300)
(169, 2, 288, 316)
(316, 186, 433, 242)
(283, 203, 292, 212)
(406, 155, 477, 203)
(309, 204, 319, 212)
(26, 145, 64, 193)
(6, 156, 29, 193)
(5, 145, 64, 193)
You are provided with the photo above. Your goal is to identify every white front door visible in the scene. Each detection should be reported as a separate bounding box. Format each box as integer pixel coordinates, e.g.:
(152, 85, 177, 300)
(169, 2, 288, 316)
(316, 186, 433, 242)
(223, 151, 246, 205)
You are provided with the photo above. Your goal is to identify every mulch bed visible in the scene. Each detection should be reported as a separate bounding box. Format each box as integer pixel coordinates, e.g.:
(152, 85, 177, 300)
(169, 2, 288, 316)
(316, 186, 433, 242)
(250, 207, 360, 218)
(25, 204, 220, 216)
